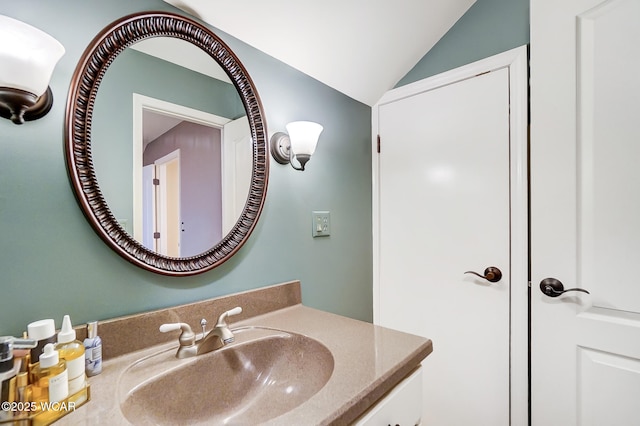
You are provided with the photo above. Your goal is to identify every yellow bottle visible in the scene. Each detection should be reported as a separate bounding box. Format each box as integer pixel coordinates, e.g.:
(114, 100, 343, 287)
(31, 344, 68, 404)
(55, 315, 87, 396)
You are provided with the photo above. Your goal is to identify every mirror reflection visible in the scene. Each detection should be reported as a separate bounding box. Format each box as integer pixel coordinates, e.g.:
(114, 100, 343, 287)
(92, 37, 252, 258)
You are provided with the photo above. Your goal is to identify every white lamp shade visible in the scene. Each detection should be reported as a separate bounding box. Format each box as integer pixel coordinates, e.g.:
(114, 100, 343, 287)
(0, 15, 65, 96)
(286, 121, 323, 157)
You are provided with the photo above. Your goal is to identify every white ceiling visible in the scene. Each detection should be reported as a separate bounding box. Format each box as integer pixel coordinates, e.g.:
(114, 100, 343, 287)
(132, 38, 231, 83)
(163, 0, 476, 106)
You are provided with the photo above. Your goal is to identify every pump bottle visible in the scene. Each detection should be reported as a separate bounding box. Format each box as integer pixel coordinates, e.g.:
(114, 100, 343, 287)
(31, 344, 68, 404)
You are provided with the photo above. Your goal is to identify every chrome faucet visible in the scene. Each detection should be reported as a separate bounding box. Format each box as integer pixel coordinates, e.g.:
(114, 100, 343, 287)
(160, 307, 242, 359)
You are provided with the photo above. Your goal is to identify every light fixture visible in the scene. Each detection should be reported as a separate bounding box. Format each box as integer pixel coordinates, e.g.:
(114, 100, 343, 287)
(270, 121, 323, 171)
(0, 15, 65, 125)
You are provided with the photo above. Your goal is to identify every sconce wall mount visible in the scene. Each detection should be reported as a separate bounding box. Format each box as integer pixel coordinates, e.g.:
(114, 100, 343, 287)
(0, 15, 65, 125)
(0, 86, 55, 125)
(271, 131, 303, 164)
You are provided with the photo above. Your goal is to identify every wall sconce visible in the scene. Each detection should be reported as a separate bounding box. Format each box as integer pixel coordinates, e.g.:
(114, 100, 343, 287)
(0, 15, 65, 125)
(270, 121, 323, 171)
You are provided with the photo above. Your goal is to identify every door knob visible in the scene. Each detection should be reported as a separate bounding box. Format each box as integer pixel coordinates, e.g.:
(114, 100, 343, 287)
(464, 266, 502, 283)
(539, 278, 590, 297)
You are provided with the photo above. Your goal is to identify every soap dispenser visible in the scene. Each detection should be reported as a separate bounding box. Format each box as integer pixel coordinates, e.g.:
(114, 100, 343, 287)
(32, 344, 68, 404)
(55, 315, 87, 395)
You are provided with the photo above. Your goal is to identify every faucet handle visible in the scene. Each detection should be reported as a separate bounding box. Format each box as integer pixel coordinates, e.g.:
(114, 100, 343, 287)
(215, 307, 243, 327)
(159, 322, 195, 347)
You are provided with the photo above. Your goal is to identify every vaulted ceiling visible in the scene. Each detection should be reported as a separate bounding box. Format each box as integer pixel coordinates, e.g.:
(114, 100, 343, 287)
(163, 0, 476, 106)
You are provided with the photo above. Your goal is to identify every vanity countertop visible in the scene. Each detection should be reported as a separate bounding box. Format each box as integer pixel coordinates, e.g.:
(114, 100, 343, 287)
(56, 284, 432, 425)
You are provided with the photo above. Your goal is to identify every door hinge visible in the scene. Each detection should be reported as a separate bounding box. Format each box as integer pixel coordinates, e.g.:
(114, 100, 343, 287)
(153, 178, 160, 186)
(377, 134, 381, 153)
(153, 232, 160, 239)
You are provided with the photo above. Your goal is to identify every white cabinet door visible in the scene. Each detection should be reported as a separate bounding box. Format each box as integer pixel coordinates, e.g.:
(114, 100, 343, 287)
(373, 47, 528, 426)
(354, 368, 423, 426)
(531, 0, 640, 424)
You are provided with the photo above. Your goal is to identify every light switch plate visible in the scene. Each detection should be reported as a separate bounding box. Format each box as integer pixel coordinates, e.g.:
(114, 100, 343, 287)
(312, 211, 331, 237)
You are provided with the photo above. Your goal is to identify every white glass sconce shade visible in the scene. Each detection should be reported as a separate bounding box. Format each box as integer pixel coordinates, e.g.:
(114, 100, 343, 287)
(270, 121, 323, 171)
(0, 15, 65, 124)
(286, 121, 323, 157)
(0, 15, 65, 95)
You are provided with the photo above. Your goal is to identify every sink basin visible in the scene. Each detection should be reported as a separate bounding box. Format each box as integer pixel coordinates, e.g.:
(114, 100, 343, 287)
(118, 327, 334, 425)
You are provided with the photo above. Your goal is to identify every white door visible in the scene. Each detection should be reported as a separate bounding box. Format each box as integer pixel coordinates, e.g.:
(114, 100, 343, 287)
(221, 115, 252, 235)
(154, 149, 181, 257)
(531, 0, 640, 424)
(373, 47, 528, 425)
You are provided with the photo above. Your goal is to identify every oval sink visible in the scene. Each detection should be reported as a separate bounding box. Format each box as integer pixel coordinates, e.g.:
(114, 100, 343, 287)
(118, 327, 334, 425)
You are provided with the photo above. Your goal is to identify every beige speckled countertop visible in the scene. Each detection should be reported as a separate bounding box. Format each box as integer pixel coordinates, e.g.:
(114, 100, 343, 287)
(56, 282, 432, 425)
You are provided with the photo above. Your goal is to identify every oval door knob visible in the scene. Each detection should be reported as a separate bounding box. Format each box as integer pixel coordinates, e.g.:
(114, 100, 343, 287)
(464, 266, 502, 283)
(539, 278, 590, 298)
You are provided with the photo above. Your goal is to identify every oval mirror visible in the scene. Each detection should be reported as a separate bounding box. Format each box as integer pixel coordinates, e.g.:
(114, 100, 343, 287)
(65, 12, 269, 276)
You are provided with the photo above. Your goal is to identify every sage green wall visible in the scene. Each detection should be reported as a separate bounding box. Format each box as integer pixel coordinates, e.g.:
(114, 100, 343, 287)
(0, 0, 372, 336)
(396, 0, 529, 87)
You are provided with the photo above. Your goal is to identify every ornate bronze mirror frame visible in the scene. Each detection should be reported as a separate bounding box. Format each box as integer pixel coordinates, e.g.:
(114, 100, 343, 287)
(65, 11, 268, 276)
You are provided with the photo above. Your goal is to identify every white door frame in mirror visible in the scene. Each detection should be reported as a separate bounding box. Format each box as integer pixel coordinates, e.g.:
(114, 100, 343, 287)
(132, 93, 233, 244)
(221, 115, 252, 235)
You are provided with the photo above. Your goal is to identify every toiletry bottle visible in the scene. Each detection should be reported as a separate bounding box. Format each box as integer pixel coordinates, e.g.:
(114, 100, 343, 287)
(55, 315, 87, 395)
(0, 337, 17, 421)
(31, 343, 68, 404)
(83, 322, 102, 376)
(27, 319, 56, 364)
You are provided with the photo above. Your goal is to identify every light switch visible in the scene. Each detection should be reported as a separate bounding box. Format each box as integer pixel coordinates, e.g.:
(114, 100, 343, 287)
(312, 211, 331, 237)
